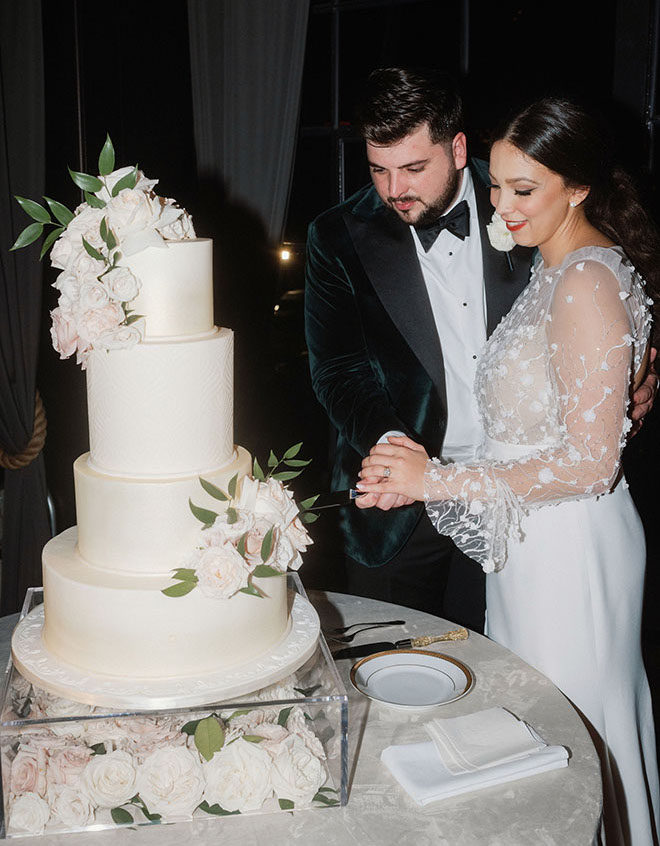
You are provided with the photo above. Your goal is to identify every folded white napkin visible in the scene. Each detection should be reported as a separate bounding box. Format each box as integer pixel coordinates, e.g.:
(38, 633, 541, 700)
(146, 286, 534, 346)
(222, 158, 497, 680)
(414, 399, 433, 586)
(381, 707, 568, 805)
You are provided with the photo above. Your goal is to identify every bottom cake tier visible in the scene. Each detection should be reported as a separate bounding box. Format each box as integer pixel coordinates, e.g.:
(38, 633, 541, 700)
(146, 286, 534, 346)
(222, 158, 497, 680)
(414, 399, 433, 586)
(39, 527, 289, 679)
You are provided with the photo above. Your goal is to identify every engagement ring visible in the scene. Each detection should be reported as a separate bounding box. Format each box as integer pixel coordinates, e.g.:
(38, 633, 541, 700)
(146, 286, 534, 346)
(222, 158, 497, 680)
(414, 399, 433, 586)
(383, 466, 391, 478)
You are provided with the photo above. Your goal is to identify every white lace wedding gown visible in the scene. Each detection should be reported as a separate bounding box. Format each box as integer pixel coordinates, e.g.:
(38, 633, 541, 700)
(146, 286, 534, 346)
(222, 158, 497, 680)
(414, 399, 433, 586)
(424, 246, 659, 844)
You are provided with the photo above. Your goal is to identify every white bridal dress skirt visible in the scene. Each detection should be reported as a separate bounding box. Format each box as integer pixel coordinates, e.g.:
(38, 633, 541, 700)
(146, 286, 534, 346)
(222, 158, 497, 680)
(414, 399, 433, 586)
(484, 440, 659, 845)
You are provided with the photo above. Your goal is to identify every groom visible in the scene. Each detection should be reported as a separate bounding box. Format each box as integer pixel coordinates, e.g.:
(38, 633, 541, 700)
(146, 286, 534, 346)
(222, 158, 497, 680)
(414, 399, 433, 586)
(304, 68, 536, 631)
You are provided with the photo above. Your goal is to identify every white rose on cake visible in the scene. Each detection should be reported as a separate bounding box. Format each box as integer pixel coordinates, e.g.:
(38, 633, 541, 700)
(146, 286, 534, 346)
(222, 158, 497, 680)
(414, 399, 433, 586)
(157, 199, 196, 240)
(268, 733, 326, 806)
(202, 738, 273, 812)
(79, 749, 137, 808)
(203, 508, 255, 548)
(105, 188, 177, 257)
(93, 320, 145, 352)
(50, 307, 80, 360)
(50, 205, 105, 270)
(103, 265, 140, 303)
(8, 792, 50, 835)
(48, 784, 95, 828)
(135, 747, 205, 818)
(195, 543, 250, 599)
(93, 166, 158, 204)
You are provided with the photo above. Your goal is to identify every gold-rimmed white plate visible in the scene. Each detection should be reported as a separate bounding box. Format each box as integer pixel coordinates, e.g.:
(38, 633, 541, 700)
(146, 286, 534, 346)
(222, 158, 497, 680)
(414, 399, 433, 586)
(350, 649, 474, 710)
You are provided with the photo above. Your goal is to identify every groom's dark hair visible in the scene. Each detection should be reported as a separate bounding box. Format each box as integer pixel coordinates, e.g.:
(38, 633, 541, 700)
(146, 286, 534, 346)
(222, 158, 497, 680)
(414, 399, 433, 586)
(355, 67, 464, 146)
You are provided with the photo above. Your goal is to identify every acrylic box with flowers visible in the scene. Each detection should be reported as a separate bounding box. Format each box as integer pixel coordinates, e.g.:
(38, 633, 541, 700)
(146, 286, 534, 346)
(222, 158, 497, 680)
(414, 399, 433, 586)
(0, 578, 348, 838)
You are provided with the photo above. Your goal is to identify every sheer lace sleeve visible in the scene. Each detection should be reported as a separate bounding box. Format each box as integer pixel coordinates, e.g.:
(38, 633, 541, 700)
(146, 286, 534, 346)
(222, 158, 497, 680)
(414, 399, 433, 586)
(425, 255, 652, 572)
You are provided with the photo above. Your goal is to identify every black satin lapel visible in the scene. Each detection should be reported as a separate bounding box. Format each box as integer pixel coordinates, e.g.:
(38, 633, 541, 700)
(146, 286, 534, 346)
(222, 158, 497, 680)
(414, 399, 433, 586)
(471, 167, 533, 336)
(344, 209, 446, 396)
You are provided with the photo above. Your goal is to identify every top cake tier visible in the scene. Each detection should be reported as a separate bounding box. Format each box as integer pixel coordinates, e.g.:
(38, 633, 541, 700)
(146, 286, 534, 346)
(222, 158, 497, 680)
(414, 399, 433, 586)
(124, 238, 213, 338)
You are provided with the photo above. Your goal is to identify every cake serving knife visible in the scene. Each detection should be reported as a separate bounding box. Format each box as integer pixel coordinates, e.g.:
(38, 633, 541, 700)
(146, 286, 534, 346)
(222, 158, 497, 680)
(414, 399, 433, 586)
(331, 628, 469, 660)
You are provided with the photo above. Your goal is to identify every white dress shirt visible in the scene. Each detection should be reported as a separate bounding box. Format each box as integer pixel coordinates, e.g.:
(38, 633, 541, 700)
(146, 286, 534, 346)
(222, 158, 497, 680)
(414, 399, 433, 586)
(411, 168, 487, 463)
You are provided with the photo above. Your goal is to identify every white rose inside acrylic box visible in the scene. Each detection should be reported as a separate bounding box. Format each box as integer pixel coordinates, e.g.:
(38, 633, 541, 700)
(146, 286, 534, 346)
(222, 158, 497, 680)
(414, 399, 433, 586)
(0, 581, 349, 838)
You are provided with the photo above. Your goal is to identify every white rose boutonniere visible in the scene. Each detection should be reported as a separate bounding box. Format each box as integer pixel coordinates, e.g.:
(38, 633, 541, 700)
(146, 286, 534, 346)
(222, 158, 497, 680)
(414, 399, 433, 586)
(486, 212, 516, 251)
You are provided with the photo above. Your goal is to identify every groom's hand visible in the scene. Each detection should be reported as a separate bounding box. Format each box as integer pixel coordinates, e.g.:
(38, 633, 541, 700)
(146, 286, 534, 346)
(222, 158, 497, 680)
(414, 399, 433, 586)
(630, 347, 657, 434)
(354, 484, 415, 511)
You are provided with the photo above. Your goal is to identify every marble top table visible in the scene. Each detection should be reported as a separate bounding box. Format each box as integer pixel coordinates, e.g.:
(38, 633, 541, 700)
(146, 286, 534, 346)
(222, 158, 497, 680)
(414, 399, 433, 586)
(0, 591, 602, 845)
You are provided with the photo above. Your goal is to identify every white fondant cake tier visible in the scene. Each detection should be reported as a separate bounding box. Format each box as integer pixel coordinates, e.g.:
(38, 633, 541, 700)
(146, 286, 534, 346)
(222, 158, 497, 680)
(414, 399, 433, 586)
(42, 528, 289, 679)
(75, 447, 252, 575)
(86, 328, 234, 476)
(125, 238, 214, 337)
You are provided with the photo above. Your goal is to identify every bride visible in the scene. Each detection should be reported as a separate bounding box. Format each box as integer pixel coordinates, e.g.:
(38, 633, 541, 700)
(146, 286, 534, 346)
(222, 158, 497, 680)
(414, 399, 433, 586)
(356, 98, 659, 844)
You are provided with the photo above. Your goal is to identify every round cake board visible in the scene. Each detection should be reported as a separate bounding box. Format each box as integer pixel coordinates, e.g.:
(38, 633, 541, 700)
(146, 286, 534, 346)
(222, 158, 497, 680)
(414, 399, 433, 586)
(11, 593, 320, 710)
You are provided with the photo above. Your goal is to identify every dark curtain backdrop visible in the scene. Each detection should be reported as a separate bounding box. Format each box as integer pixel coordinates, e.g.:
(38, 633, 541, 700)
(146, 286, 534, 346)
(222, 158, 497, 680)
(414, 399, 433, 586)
(188, 0, 309, 245)
(0, 0, 51, 612)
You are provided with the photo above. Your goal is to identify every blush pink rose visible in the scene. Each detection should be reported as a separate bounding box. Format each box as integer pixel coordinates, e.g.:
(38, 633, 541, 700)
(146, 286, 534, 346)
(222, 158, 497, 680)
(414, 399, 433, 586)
(50, 307, 79, 360)
(47, 745, 93, 787)
(10, 747, 48, 797)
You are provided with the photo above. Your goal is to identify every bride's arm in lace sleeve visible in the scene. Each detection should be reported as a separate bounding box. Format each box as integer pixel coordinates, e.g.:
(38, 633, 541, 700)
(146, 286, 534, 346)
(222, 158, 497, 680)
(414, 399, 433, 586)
(359, 259, 650, 570)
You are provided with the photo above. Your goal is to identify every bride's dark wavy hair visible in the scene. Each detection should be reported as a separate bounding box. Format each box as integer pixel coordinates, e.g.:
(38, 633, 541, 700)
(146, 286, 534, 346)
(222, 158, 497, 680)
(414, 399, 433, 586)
(493, 98, 660, 330)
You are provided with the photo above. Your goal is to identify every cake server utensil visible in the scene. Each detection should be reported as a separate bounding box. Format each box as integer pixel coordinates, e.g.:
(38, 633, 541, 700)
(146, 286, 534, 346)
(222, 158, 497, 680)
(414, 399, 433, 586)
(325, 619, 406, 635)
(331, 628, 469, 661)
(299, 489, 362, 510)
(325, 621, 407, 643)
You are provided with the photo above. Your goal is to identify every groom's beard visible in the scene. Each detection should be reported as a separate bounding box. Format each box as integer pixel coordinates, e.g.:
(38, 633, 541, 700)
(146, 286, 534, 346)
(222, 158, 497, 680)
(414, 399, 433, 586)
(387, 165, 462, 227)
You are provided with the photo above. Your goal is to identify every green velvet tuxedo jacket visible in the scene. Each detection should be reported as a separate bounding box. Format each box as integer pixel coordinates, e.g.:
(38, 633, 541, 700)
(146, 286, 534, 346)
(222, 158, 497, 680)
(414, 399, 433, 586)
(304, 160, 534, 567)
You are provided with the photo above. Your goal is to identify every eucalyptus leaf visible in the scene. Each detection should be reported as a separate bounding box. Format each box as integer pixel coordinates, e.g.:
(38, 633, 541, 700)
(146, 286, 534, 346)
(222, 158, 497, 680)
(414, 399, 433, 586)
(44, 197, 74, 227)
(227, 473, 238, 499)
(252, 564, 280, 578)
(98, 133, 115, 176)
(240, 584, 264, 598)
(283, 442, 303, 459)
(180, 719, 200, 735)
(106, 228, 117, 250)
(253, 457, 265, 481)
(278, 798, 295, 811)
(68, 167, 103, 193)
(194, 715, 225, 761)
(283, 458, 312, 467)
(260, 525, 275, 562)
(301, 512, 319, 524)
(15, 196, 51, 223)
(199, 477, 229, 501)
(277, 706, 293, 727)
(161, 580, 197, 598)
(242, 734, 265, 743)
(10, 222, 43, 251)
(267, 449, 278, 468)
(100, 217, 108, 241)
(111, 807, 134, 825)
(298, 495, 319, 510)
(271, 470, 302, 482)
(237, 532, 247, 558)
(111, 165, 138, 197)
(85, 190, 106, 209)
(226, 506, 238, 524)
(39, 226, 64, 260)
(189, 498, 218, 526)
(82, 236, 105, 262)
(197, 800, 240, 816)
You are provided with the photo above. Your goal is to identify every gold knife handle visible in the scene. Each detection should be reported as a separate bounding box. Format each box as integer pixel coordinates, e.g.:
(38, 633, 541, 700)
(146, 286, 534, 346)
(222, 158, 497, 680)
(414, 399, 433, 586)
(411, 628, 469, 647)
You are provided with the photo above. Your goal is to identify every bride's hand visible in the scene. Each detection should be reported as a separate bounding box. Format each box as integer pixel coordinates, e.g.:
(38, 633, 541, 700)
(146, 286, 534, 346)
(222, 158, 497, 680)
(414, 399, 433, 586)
(357, 436, 429, 501)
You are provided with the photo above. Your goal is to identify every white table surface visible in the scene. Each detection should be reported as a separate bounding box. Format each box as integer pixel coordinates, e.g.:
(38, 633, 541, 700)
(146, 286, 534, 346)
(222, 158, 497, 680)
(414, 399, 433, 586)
(0, 591, 602, 845)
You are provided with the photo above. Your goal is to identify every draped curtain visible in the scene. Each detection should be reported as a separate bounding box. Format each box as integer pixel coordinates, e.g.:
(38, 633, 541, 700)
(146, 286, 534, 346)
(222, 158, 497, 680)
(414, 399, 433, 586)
(187, 0, 309, 245)
(0, 0, 51, 613)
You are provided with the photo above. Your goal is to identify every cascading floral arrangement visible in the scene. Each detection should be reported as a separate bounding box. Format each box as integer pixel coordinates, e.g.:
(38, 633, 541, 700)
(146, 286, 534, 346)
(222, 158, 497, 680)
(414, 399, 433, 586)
(11, 135, 195, 367)
(163, 444, 318, 601)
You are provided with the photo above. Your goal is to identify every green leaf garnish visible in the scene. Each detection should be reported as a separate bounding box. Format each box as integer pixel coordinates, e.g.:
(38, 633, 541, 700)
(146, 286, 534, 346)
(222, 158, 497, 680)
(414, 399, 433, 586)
(277, 706, 293, 726)
(111, 807, 134, 825)
(124, 313, 144, 325)
(39, 226, 64, 260)
(68, 167, 103, 193)
(240, 583, 264, 598)
(312, 791, 340, 806)
(172, 568, 197, 580)
(260, 525, 275, 562)
(10, 222, 43, 250)
(283, 442, 303, 459)
(161, 580, 197, 597)
(194, 715, 225, 761)
(237, 532, 247, 558)
(271, 470, 302, 482)
(199, 477, 229, 501)
(189, 498, 218, 526)
(301, 511, 319, 523)
(180, 719, 200, 735)
(279, 798, 295, 811)
(44, 196, 74, 227)
(284, 458, 312, 467)
(267, 449, 278, 468)
(226, 506, 238, 524)
(197, 800, 240, 816)
(252, 564, 280, 578)
(15, 196, 51, 223)
(253, 456, 265, 481)
(111, 165, 138, 197)
(85, 190, 106, 209)
(81, 236, 105, 262)
(298, 495, 319, 510)
(90, 743, 107, 755)
(242, 734, 265, 743)
(98, 133, 115, 176)
(227, 473, 238, 499)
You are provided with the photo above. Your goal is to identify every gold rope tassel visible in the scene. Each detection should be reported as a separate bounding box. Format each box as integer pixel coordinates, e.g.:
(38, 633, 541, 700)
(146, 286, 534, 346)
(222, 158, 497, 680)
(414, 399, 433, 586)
(0, 391, 47, 470)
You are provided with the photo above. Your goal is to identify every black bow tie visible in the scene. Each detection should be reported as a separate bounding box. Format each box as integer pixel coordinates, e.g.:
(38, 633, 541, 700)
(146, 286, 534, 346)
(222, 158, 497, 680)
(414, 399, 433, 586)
(415, 200, 470, 251)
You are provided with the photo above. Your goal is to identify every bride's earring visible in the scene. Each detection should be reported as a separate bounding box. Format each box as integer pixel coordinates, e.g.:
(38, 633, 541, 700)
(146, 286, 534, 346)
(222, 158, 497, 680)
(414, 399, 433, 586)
(569, 201, 577, 207)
